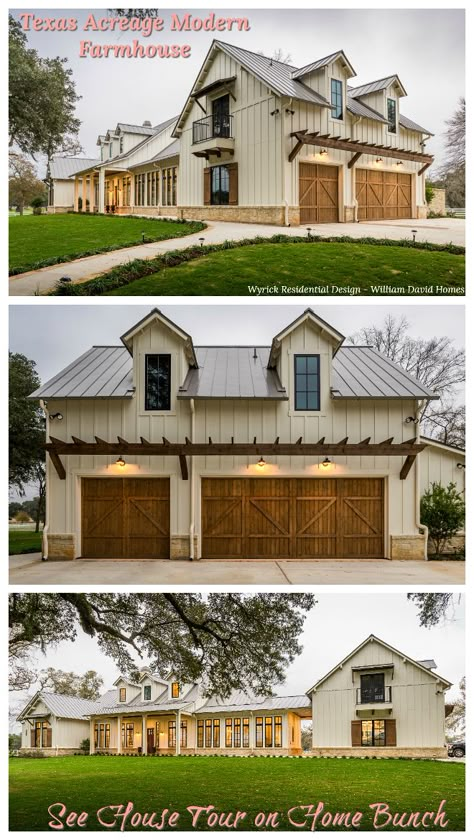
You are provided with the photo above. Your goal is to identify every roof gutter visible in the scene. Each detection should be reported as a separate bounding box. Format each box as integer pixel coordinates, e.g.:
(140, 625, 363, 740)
(40, 400, 49, 560)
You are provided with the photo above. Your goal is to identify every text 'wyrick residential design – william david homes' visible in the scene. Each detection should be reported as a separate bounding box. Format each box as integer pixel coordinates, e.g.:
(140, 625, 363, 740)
(17, 636, 452, 760)
(31, 309, 465, 562)
(47, 41, 434, 225)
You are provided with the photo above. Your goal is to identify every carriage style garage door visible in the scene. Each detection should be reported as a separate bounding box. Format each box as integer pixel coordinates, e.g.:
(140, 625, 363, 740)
(299, 163, 339, 224)
(81, 478, 170, 558)
(201, 478, 384, 559)
(356, 169, 412, 220)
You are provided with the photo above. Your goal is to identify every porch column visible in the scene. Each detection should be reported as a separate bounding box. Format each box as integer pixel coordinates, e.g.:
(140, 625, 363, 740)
(142, 715, 147, 755)
(89, 718, 94, 754)
(82, 175, 87, 211)
(176, 710, 181, 756)
(74, 177, 79, 211)
(117, 715, 122, 754)
(98, 168, 105, 213)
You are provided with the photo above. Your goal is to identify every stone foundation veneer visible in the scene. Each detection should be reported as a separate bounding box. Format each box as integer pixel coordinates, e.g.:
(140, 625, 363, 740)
(312, 746, 447, 759)
(19, 747, 82, 756)
(390, 534, 425, 560)
(47, 533, 76, 560)
(416, 205, 428, 219)
(170, 535, 198, 560)
(343, 206, 356, 222)
(176, 205, 301, 226)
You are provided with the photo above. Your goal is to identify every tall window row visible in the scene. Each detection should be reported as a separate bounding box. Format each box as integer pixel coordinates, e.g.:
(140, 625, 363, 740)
(197, 715, 282, 749)
(134, 168, 177, 207)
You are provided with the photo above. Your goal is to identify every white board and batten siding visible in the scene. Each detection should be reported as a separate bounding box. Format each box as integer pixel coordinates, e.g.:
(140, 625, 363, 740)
(312, 638, 447, 748)
(420, 440, 465, 496)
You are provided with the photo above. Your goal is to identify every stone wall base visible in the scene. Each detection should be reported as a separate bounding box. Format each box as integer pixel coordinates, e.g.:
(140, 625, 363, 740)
(19, 747, 82, 756)
(46, 533, 76, 561)
(390, 534, 425, 560)
(170, 535, 198, 560)
(100, 747, 299, 757)
(312, 746, 447, 759)
(428, 189, 446, 216)
(47, 206, 71, 214)
(344, 206, 356, 222)
(116, 206, 179, 218)
(176, 205, 295, 226)
(416, 205, 428, 219)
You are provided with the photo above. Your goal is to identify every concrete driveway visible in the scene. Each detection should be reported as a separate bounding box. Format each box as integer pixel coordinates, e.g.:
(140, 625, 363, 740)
(9, 217, 464, 296)
(9, 553, 465, 585)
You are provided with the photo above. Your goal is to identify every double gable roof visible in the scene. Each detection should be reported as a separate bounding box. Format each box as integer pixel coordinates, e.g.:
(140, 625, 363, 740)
(30, 308, 439, 403)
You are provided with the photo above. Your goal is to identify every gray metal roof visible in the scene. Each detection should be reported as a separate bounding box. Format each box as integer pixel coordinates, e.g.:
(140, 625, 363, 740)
(30, 347, 134, 400)
(178, 347, 288, 400)
(291, 50, 356, 80)
(199, 692, 311, 714)
(399, 113, 433, 136)
(49, 157, 100, 179)
(214, 41, 331, 108)
(331, 347, 438, 400)
(417, 659, 437, 671)
(347, 97, 388, 124)
(348, 75, 403, 98)
(19, 692, 100, 720)
(96, 698, 192, 715)
(145, 139, 180, 164)
(116, 122, 156, 136)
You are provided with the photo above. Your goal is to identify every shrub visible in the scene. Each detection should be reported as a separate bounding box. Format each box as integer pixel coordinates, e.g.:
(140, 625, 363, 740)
(425, 181, 435, 205)
(80, 738, 90, 753)
(421, 482, 465, 557)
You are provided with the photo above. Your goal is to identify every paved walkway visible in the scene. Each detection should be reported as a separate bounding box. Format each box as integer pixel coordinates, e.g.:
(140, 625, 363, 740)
(9, 554, 465, 585)
(9, 217, 465, 296)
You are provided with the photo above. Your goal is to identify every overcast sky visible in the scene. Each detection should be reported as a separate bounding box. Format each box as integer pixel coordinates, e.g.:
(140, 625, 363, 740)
(10, 593, 464, 730)
(9, 303, 465, 384)
(11, 8, 464, 169)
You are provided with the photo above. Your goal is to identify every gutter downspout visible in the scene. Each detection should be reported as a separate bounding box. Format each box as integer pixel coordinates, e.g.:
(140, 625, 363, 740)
(282, 98, 292, 226)
(351, 116, 362, 222)
(414, 399, 429, 560)
(39, 400, 49, 560)
(189, 399, 195, 560)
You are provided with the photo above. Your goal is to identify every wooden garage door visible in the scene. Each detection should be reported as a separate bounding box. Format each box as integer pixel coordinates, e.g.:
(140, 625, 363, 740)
(299, 163, 339, 224)
(201, 478, 384, 559)
(82, 478, 170, 558)
(356, 169, 412, 220)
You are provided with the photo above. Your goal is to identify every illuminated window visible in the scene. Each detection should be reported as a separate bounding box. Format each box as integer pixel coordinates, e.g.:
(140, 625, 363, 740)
(233, 718, 241, 748)
(205, 719, 212, 748)
(180, 720, 187, 748)
(274, 716, 282, 748)
(213, 719, 220, 748)
(361, 720, 386, 747)
(126, 723, 134, 747)
(171, 681, 180, 698)
(168, 720, 176, 748)
(197, 720, 204, 748)
(225, 718, 232, 747)
(265, 716, 273, 748)
(242, 718, 249, 748)
(255, 717, 263, 748)
(119, 688, 126, 702)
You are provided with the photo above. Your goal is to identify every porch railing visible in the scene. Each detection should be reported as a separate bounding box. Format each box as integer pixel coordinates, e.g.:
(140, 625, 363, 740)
(192, 114, 234, 144)
(356, 686, 392, 704)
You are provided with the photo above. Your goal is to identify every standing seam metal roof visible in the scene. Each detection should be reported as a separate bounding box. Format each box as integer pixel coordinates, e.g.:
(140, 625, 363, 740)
(49, 157, 100, 179)
(30, 347, 134, 400)
(178, 347, 287, 400)
(19, 692, 100, 720)
(348, 75, 402, 97)
(331, 347, 438, 399)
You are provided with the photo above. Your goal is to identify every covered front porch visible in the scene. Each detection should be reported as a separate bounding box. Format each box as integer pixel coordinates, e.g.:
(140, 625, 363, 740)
(90, 709, 194, 756)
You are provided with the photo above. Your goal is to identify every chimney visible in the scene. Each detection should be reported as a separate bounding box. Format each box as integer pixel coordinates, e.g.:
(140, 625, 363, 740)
(143, 120, 152, 127)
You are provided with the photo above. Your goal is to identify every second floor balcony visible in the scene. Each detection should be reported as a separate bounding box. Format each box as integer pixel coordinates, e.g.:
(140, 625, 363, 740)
(356, 686, 392, 707)
(192, 114, 235, 158)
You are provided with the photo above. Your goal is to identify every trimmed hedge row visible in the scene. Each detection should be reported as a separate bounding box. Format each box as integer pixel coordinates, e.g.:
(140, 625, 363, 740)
(9, 216, 206, 276)
(51, 234, 466, 296)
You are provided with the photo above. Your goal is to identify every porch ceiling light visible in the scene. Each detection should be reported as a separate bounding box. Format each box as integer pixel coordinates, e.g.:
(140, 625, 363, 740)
(257, 457, 267, 468)
(116, 456, 126, 467)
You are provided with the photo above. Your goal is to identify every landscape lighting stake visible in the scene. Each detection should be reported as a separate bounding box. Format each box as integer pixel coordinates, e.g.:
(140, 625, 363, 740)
(199, 237, 205, 247)
(142, 232, 146, 243)
(411, 230, 417, 242)
(307, 227, 312, 240)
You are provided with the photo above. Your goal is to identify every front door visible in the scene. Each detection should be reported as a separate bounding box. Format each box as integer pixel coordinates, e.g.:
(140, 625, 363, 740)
(360, 673, 385, 703)
(147, 727, 155, 754)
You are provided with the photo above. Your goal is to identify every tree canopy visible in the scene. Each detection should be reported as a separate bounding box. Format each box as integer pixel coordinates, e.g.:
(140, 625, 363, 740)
(37, 668, 104, 700)
(9, 153, 47, 213)
(407, 593, 460, 627)
(9, 594, 315, 697)
(9, 353, 45, 496)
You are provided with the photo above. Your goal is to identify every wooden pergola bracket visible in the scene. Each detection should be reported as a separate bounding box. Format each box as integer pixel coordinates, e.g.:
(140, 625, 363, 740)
(348, 152, 362, 169)
(288, 129, 434, 167)
(45, 436, 426, 481)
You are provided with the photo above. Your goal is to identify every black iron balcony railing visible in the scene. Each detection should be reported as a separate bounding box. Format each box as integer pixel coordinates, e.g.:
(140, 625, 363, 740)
(356, 686, 392, 704)
(192, 114, 234, 144)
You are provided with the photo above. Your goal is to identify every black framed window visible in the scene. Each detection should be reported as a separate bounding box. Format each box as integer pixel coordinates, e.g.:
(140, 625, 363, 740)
(211, 166, 230, 205)
(213, 719, 220, 748)
(225, 718, 232, 747)
(361, 719, 386, 746)
(212, 94, 231, 137)
(274, 716, 282, 747)
(255, 717, 263, 748)
(180, 721, 187, 747)
(331, 78, 343, 120)
(294, 355, 321, 411)
(105, 723, 110, 748)
(171, 682, 180, 698)
(233, 718, 241, 747)
(119, 687, 126, 702)
(197, 720, 204, 748)
(387, 98, 397, 133)
(205, 719, 212, 748)
(126, 723, 134, 747)
(242, 718, 249, 748)
(265, 716, 273, 747)
(145, 354, 171, 411)
(168, 720, 176, 748)
(94, 724, 98, 749)
(143, 685, 151, 701)
(360, 673, 385, 703)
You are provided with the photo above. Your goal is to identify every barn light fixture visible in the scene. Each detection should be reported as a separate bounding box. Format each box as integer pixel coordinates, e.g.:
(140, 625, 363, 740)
(270, 109, 280, 116)
(321, 457, 332, 468)
(257, 457, 267, 468)
(49, 412, 63, 421)
(319, 149, 328, 158)
(457, 463, 466, 470)
(116, 456, 126, 467)
(405, 416, 418, 425)
(396, 160, 403, 166)
(375, 157, 383, 164)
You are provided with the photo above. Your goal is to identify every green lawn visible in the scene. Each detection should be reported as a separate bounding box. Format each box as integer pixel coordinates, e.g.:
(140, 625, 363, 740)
(101, 242, 465, 296)
(9, 755, 464, 831)
(9, 529, 42, 555)
(8, 214, 204, 274)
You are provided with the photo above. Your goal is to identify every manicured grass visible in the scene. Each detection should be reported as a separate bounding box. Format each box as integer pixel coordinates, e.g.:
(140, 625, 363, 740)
(103, 241, 465, 296)
(9, 755, 464, 831)
(9, 529, 42, 555)
(8, 214, 204, 274)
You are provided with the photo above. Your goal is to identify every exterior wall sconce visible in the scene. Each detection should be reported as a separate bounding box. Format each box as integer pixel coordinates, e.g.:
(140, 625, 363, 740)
(396, 160, 403, 166)
(319, 149, 328, 158)
(457, 463, 466, 470)
(270, 109, 280, 116)
(49, 412, 63, 421)
(257, 457, 267, 468)
(405, 416, 418, 425)
(321, 457, 332, 468)
(375, 157, 383, 164)
(116, 456, 126, 467)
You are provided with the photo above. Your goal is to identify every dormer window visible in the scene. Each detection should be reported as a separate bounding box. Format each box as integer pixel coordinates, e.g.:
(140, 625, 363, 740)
(120, 137, 124, 154)
(143, 685, 151, 701)
(387, 98, 397, 133)
(331, 79, 343, 120)
(171, 681, 180, 698)
(145, 354, 171, 411)
(119, 688, 126, 702)
(294, 355, 320, 411)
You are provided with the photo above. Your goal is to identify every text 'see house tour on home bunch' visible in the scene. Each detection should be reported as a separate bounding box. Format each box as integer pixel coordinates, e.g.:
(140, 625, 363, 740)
(7, 7, 466, 836)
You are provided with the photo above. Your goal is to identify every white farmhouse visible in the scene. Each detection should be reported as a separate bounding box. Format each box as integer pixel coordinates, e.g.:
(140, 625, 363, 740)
(30, 308, 464, 562)
(54, 41, 433, 224)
